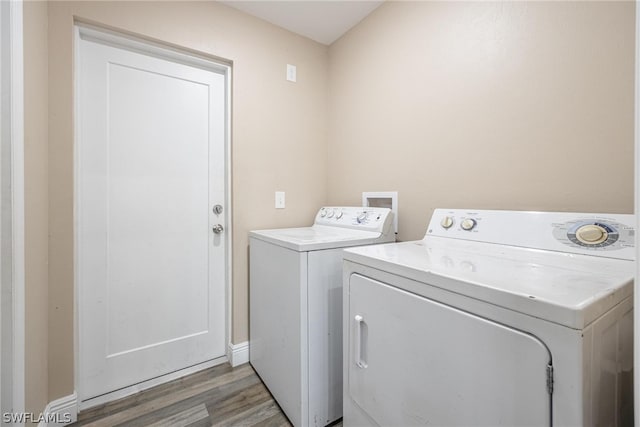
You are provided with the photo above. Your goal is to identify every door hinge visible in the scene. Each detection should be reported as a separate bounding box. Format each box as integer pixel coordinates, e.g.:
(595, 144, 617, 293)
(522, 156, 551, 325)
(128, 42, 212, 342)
(546, 364, 554, 395)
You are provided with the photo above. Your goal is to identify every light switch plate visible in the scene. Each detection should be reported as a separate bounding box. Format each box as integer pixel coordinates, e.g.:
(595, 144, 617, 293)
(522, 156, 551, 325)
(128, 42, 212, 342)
(275, 191, 285, 209)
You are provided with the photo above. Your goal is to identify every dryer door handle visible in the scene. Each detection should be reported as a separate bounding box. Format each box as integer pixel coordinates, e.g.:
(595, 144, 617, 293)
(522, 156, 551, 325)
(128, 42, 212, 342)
(354, 315, 368, 369)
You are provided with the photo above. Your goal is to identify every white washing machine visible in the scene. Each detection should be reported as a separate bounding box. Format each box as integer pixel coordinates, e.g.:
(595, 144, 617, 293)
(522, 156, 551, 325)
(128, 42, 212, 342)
(343, 209, 634, 427)
(250, 206, 395, 427)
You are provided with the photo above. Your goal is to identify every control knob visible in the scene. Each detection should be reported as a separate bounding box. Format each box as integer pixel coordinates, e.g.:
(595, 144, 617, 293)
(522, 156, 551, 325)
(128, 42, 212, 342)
(357, 212, 368, 224)
(575, 224, 608, 245)
(461, 218, 477, 231)
(336, 210, 343, 219)
(320, 208, 327, 217)
(327, 209, 335, 218)
(440, 216, 454, 229)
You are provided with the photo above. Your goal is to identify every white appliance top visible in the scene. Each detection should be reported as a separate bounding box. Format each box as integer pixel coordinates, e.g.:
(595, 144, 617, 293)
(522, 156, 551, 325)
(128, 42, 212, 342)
(249, 207, 395, 252)
(344, 209, 635, 329)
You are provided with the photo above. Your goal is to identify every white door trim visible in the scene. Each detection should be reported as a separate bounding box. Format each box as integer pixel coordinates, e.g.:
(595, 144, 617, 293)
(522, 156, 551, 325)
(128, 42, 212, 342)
(1, 0, 25, 422)
(634, 0, 640, 419)
(73, 23, 232, 407)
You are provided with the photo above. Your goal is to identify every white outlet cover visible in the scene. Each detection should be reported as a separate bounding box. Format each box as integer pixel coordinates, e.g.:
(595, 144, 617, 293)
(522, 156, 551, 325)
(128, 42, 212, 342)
(286, 64, 297, 82)
(275, 191, 285, 209)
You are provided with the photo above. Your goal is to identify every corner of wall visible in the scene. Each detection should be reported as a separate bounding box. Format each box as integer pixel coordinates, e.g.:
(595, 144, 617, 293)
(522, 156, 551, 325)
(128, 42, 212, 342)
(23, 0, 50, 419)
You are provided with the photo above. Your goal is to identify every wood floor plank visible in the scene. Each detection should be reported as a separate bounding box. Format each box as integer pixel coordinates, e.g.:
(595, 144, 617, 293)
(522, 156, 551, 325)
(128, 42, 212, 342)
(70, 363, 306, 427)
(207, 381, 273, 422)
(76, 363, 233, 424)
(77, 364, 254, 427)
(120, 373, 262, 427)
(251, 411, 292, 427)
(183, 418, 214, 427)
(210, 399, 282, 427)
(146, 403, 209, 427)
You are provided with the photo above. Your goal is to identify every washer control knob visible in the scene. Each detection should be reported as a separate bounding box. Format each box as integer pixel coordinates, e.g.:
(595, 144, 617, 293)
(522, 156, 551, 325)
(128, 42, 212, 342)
(575, 224, 608, 245)
(440, 216, 454, 229)
(461, 218, 477, 231)
(357, 212, 368, 223)
(336, 210, 343, 219)
(327, 209, 335, 218)
(320, 208, 327, 217)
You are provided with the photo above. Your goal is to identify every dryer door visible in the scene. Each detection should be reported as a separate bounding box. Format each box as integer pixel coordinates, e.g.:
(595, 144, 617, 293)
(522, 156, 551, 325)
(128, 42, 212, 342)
(347, 274, 552, 426)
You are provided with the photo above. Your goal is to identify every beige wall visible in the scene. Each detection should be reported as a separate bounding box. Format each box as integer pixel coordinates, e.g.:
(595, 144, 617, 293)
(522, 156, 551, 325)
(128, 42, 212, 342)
(23, 0, 49, 420)
(327, 1, 635, 241)
(47, 1, 327, 400)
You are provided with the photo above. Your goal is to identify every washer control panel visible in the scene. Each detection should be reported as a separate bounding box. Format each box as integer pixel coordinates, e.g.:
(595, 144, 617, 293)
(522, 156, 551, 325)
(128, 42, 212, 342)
(427, 209, 635, 260)
(315, 206, 393, 233)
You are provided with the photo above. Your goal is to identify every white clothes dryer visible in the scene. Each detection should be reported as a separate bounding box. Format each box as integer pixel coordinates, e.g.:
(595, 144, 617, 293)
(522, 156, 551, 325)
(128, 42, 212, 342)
(343, 209, 634, 427)
(250, 207, 395, 427)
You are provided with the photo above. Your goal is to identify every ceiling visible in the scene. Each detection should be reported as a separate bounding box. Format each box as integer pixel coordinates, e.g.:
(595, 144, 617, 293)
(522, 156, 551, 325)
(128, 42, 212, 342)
(219, 1, 384, 45)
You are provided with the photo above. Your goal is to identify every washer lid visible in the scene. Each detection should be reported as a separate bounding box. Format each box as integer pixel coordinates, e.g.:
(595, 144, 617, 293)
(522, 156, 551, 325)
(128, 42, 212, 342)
(249, 225, 393, 251)
(343, 236, 634, 329)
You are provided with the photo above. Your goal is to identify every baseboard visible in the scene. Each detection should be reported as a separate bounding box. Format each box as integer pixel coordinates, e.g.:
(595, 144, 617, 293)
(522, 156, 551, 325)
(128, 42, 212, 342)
(228, 341, 249, 367)
(37, 393, 77, 427)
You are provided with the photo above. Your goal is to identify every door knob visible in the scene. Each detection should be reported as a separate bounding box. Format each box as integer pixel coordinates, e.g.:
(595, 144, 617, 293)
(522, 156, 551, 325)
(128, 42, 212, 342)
(212, 224, 224, 234)
(213, 205, 223, 215)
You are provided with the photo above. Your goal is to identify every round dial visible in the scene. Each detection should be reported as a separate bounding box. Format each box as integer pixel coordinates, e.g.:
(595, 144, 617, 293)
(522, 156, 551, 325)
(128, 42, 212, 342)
(555, 219, 627, 250)
(319, 208, 327, 218)
(562, 221, 619, 248)
(357, 212, 368, 223)
(336, 211, 343, 219)
(440, 216, 454, 229)
(575, 224, 608, 245)
(327, 209, 335, 218)
(461, 218, 477, 231)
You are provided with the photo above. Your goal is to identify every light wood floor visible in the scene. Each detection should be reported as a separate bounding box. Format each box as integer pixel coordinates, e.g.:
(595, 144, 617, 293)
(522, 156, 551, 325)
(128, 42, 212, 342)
(72, 363, 295, 427)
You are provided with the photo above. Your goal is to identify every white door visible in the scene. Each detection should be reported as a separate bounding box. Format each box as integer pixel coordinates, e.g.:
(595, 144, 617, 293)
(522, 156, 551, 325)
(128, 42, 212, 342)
(347, 274, 552, 426)
(77, 34, 227, 400)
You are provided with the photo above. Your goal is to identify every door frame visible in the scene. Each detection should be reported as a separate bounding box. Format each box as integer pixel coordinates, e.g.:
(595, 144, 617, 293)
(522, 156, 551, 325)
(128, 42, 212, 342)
(635, 0, 640, 418)
(73, 23, 233, 409)
(0, 0, 25, 421)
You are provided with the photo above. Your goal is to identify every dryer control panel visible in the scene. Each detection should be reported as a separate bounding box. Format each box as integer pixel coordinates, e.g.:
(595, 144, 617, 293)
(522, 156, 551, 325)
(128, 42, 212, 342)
(552, 219, 633, 251)
(427, 209, 635, 260)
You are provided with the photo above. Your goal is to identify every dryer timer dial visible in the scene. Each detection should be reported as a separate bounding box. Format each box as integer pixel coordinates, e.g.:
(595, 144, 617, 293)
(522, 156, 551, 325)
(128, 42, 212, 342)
(575, 224, 608, 245)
